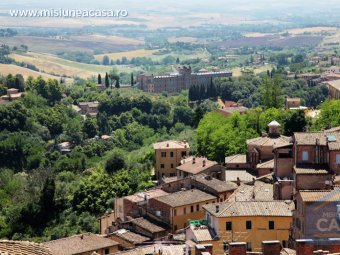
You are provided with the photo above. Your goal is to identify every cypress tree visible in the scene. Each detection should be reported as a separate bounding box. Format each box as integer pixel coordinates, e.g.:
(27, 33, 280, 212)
(105, 72, 109, 88)
(131, 73, 134, 86)
(98, 74, 102, 84)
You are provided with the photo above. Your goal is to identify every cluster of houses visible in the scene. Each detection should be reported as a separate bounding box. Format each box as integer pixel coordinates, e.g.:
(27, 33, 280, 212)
(2, 121, 339, 255)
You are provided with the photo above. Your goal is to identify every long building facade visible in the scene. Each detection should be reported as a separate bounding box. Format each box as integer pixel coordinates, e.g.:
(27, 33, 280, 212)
(137, 66, 232, 93)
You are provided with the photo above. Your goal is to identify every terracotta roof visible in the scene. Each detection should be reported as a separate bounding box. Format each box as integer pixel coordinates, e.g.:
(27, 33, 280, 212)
(0, 240, 53, 255)
(327, 79, 340, 90)
(111, 229, 149, 244)
(294, 165, 330, 175)
(125, 189, 169, 203)
(161, 176, 178, 184)
(153, 140, 189, 149)
(294, 132, 340, 149)
(177, 157, 218, 175)
(188, 225, 214, 242)
(191, 174, 238, 193)
(246, 135, 291, 147)
(225, 170, 255, 183)
(227, 182, 274, 202)
(112, 244, 186, 255)
(204, 201, 294, 217)
(129, 218, 165, 233)
(256, 159, 274, 169)
(43, 233, 118, 255)
(299, 188, 340, 202)
(225, 154, 247, 164)
(153, 189, 216, 207)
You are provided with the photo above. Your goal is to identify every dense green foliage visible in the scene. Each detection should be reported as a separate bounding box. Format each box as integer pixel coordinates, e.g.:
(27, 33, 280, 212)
(195, 108, 309, 162)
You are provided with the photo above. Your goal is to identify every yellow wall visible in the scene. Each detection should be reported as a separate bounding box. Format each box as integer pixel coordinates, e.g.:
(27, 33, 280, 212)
(211, 216, 292, 253)
(155, 147, 189, 179)
(170, 199, 216, 232)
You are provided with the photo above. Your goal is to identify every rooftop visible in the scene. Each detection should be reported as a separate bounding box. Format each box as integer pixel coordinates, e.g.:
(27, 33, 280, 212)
(294, 165, 330, 175)
(219, 106, 248, 114)
(299, 188, 340, 202)
(227, 182, 274, 202)
(112, 244, 186, 255)
(153, 140, 189, 150)
(43, 233, 119, 255)
(225, 154, 247, 164)
(127, 217, 165, 233)
(153, 189, 216, 207)
(327, 79, 340, 90)
(191, 174, 238, 193)
(111, 229, 150, 244)
(188, 225, 214, 242)
(224, 170, 256, 183)
(246, 135, 291, 147)
(256, 159, 274, 169)
(294, 132, 340, 149)
(0, 240, 53, 255)
(177, 157, 218, 175)
(125, 189, 169, 203)
(204, 201, 294, 217)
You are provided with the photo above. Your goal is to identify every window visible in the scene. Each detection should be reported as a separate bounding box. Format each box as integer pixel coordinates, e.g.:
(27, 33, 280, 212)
(191, 205, 194, 213)
(302, 151, 309, 161)
(269, 221, 275, 230)
(247, 242, 252, 251)
(174, 225, 177, 231)
(184, 207, 186, 214)
(196, 204, 199, 211)
(170, 151, 174, 157)
(174, 209, 177, 216)
(160, 164, 165, 169)
(171, 163, 174, 168)
(246, 220, 252, 230)
(223, 242, 229, 251)
(336, 154, 340, 164)
(282, 240, 287, 248)
(105, 249, 110, 254)
(226, 221, 232, 231)
(161, 152, 166, 157)
(181, 151, 187, 157)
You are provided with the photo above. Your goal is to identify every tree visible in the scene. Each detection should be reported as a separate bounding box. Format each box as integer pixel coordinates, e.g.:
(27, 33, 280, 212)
(130, 73, 134, 86)
(176, 57, 180, 64)
(105, 72, 109, 88)
(83, 117, 98, 138)
(97, 74, 102, 84)
(105, 150, 126, 174)
(102, 55, 110, 65)
(284, 110, 307, 136)
(108, 69, 120, 89)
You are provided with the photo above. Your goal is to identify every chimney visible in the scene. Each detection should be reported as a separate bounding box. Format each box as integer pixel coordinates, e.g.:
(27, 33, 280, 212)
(192, 157, 196, 164)
(296, 239, 314, 255)
(80, 234, 84, 240)
(166, 143, 169, 147)
(262, 240, 281, 255)
(216, 205, 219, 213)
(236, 177, 241, 186)
(229, 242, 247, 255)
(203, 159, 206, 167)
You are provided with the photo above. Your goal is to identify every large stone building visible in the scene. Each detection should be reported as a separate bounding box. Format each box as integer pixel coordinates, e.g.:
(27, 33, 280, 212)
(137, 66, 232, 93)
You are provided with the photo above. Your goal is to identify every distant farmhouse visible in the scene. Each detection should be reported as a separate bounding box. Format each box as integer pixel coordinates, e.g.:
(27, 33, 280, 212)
(137, 66, 232, 93)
